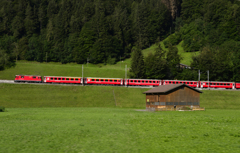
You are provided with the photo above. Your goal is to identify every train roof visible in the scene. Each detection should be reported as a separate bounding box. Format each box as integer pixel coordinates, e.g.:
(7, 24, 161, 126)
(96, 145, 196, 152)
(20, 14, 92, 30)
(164, 80, 197, 82)
(201, 81, 235, 83)
(85, 77, 123, 80)
(15, 74, 42, 77)
(44, 76, 82, 78)
(128, 78, 161, 80)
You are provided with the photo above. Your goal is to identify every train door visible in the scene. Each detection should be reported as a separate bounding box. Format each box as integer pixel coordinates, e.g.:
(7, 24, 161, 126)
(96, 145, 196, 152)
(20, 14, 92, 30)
(201, 82, 203, 88)
(232, 83, 235, 89)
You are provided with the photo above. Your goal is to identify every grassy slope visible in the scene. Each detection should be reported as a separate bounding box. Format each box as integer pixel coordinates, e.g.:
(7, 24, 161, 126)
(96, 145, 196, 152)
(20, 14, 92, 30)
(0, 60, 130, 80)
(1, 83, 240, 109)
(142, 41, 200, 66)
(1, 108, 240, 152)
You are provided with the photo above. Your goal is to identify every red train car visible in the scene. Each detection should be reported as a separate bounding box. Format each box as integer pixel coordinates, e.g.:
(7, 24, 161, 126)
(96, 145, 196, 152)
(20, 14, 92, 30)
(236, 83, 240, 89)
(85, 77, 123, 85)
(125, 79, 161, 86)
(14, 75, 42, 83)
(200, 81, 235, 89)
(163, 80, 198, 88)
(43, 76, 82, 84)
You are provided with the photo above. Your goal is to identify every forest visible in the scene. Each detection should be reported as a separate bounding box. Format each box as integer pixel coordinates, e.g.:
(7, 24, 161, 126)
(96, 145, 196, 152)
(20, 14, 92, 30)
(0, 0, 240, 82)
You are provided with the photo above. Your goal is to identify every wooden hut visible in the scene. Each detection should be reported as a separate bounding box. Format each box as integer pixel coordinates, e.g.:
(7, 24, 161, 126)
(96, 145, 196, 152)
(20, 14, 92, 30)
(143, 84, 203, 111)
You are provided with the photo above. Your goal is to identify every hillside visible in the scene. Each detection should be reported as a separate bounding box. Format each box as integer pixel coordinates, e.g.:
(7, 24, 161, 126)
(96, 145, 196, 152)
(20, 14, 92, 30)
(1, 83, 240, 109)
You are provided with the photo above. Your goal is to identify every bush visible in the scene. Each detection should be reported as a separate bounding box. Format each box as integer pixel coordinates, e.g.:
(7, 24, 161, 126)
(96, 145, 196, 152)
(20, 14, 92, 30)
(0, 106, 5, 112)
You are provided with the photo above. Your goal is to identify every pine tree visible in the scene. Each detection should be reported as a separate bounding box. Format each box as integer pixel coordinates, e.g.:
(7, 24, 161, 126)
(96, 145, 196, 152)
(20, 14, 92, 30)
(130, 47, 145, 78)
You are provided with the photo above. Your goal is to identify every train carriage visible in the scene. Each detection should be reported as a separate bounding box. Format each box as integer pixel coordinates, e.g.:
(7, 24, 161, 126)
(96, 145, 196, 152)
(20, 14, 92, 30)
(126, 79, 161, 86)
(200, 81, 235, 89)
(14, 75, 42, 83)
(43, 76, 82, 84)
(163, 80, 198, 88)
(236, 83, 240, 89)
(85, 77, 123, 85)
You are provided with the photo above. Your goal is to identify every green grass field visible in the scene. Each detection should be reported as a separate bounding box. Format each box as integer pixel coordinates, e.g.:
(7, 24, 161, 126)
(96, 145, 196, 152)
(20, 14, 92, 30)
(1, 83, 240, 109)
(1, 108, 240, 152)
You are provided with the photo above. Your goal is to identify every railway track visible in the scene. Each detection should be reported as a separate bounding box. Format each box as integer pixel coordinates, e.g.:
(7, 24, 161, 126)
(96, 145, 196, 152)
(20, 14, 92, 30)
(0, 79, 239, 91)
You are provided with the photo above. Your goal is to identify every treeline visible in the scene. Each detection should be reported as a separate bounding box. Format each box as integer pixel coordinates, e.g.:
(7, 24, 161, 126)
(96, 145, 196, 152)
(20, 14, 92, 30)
(162, 0, 240, 82)
(0, 0, 172, 70)
(130, 45, 183, 80)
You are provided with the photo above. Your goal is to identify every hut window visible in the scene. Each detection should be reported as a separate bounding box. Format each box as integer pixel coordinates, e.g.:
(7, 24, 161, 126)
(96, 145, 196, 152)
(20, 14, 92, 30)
(187, 102, 193, 105)
(155, 102, 159, 105)
(166, 102, 173, 105)
(193, 102, 199, 105)
(179, 102, 186, 105)
(146, 102, 150, 105)
(174, 102, 178, 105)
(151, 102, 154, 105)
(160, 102, 165, 105)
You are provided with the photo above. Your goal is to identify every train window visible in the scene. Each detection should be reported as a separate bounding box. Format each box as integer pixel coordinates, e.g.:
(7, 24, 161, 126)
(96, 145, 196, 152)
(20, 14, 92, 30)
(227, 84, 230, 86)
(176, 82, 178, 84)
(191, 82, 193, 84)
(130, 80, 133, 82)
(66, 78, 69, 80)
(149, 81, 152, 83)
(96, 79, 99, 81)
(101, 79, 104, 81)
(54, 78, 57, 80)
(109, 80, 112, 82)
(217, 83, 219, 85)
(224, 84, 226, 86)
(75, 78, 78, 81)
(21, 76, 24, 78)
(114, 80, 117, 82)
(50, 78, 53, 80)
(71, 78, 74, 81)
(153, 81, 155, 83)
(138, 80, 140, 83)
(33, 76, 36, 79)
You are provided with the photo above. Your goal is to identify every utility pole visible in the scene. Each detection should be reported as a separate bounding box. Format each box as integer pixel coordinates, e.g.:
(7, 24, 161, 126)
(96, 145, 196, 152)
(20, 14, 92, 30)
(120, 56, 121, 68)
(125, 65, 127, 87)
(198, 70, 200, 81)
(207, 70, 209, 90)
(82, 65, 84, 86)
(46, 52, 48, 63)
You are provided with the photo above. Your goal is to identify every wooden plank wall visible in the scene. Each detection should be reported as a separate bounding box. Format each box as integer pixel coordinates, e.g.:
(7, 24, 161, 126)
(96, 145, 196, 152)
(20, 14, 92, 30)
(165, 87, 200, 103)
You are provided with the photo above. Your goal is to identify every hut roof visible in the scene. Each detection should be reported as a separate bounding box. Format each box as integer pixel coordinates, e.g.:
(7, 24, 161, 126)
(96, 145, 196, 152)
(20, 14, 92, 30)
(143, 84, 203, 94)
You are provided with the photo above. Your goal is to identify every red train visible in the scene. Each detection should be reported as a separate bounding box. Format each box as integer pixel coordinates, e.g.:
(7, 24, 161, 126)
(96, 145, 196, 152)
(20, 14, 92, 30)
(14, 75, 240, 89)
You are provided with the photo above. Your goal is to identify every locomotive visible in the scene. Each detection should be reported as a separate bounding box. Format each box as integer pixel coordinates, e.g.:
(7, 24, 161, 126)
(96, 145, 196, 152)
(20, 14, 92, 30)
(14, 75, 240, 89)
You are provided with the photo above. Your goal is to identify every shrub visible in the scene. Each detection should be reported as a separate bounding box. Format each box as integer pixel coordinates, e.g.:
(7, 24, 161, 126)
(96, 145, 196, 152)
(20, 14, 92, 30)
(0, 106, 5, 112)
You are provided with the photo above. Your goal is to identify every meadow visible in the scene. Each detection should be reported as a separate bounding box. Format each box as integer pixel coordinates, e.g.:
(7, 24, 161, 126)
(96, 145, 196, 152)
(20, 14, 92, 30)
(1, 83, 240, 109)
(1, 108, 240, 153)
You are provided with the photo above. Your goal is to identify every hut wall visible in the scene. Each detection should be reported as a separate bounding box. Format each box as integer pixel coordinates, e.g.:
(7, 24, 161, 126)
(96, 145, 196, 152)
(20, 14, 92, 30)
(165, 87, 200, 103)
